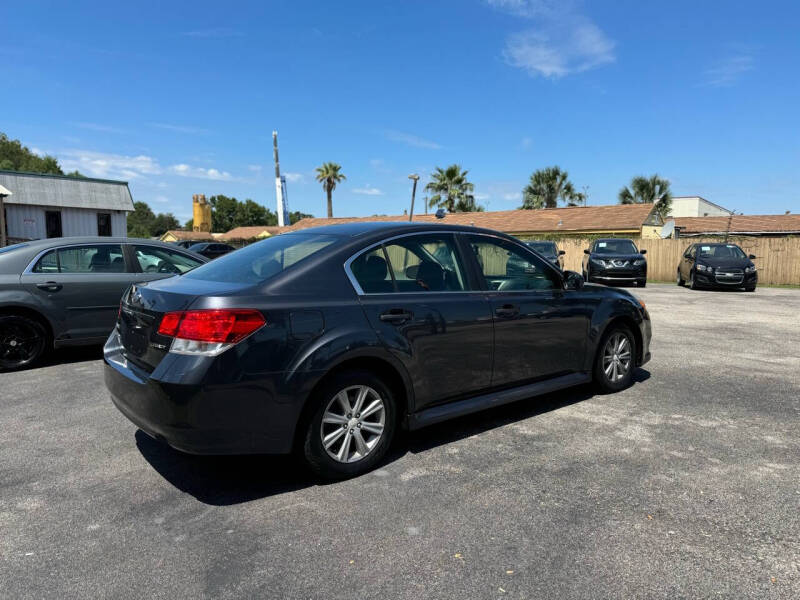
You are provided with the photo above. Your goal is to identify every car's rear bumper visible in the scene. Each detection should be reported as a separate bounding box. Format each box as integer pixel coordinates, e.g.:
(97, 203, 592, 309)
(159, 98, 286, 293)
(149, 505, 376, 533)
(104, 332, 302, 455)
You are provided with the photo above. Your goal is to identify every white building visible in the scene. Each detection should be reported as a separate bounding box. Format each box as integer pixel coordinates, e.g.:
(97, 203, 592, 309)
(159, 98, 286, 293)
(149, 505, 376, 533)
(667, 196, 731, 218)
(0, 170, 133, 242)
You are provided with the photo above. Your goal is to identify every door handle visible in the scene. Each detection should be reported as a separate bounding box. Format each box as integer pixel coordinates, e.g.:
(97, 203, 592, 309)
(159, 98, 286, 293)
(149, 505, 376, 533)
(36, 281, 62, 292)
(495, 304, 519, 318)
(379, 309, 413, 324)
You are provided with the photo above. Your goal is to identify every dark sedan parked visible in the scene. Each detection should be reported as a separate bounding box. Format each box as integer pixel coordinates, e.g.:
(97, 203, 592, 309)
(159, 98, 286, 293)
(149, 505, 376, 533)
(677, 242, 757, 291)
(582, 238, 647, 287)
(0, 237, 206, 370)
(105, 222, 652, 479)
(525, 240, 566, 269)
(187, 242, 236, 260)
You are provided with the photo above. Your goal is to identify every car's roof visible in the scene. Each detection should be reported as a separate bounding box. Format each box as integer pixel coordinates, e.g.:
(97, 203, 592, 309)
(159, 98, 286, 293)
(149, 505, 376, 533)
(10, 236, 175, 248)
(284, 221, 507, 238)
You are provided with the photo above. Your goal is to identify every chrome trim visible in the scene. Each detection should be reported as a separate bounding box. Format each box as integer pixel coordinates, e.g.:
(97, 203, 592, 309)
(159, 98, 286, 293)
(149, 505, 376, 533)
(342, 229, 564, 296)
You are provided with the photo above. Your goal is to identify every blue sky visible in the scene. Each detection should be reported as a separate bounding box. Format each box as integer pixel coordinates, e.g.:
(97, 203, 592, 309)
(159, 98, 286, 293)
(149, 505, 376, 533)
(2, 0, 799, 222)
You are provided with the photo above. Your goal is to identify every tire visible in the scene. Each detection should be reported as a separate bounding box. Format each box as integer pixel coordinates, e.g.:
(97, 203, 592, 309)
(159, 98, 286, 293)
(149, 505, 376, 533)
(0, 315, 49, 372)
(593, 324, 636, 393)
(584, 266, 590, 283)
(637, 279, 647, 288)
(745, 286, 756, 292)
(677, 269, 685, 286)
(688, 270, 698, 290)
(302, 370, 397, 479)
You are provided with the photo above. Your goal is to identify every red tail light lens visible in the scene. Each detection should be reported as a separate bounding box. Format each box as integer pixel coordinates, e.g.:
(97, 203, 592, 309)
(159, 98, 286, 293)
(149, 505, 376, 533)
(157, 309, 265, 344)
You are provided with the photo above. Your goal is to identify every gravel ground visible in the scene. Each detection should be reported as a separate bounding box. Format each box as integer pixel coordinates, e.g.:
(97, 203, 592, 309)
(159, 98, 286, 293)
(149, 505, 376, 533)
(1, 283, 798, 599)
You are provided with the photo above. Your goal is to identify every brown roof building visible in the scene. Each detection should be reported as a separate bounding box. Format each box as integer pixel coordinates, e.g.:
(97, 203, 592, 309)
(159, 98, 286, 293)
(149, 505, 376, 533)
(674, 214, 800, 237)
(217, 226, 285, 241)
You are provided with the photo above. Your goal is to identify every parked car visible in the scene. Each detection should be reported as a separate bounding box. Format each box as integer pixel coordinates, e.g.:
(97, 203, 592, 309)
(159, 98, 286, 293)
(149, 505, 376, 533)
(186, 242, 236, 260)
(0, 237, 206, 371)
(526, 240, 565, 269)
(582, 238, 647, 287)
(677, 242, 757, 291)
(173, 240, 208, 249)
(105, 222, 652, 479)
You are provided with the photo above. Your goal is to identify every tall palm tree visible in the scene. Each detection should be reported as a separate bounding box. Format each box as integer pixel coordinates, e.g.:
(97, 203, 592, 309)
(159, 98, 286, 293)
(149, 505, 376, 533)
(521, 166, 581, 209)
(618, 174, 672, 220)
(425, 164, 483, 212)
(315, 162, 346, 218)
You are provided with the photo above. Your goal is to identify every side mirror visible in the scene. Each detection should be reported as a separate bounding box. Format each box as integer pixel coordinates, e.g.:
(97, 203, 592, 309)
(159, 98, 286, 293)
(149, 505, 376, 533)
(640, 249, 647, 255)
(563, 270, 584, 290)
(583, 249, 590, 255)
(558, 250, 566, 256)
(749, 254, 756, 260)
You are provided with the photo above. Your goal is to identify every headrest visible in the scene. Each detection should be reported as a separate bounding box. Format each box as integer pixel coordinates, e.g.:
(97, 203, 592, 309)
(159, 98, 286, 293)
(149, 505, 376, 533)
(416, 260, 445, 291)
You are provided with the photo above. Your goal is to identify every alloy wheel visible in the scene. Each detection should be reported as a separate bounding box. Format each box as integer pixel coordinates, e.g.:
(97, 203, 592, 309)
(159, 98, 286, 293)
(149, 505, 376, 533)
(602, 332, 632, 383)
(0, 319, 44, 369)
(319, 385, 386, 463)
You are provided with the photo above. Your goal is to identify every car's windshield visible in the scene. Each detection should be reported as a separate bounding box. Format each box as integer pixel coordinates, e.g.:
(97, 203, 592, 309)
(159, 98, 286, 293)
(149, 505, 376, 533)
(593, 240, 638, 254)
(183, 233, 339, 283)
(698, 244, 747, 259)
(527, 241, 557, 257)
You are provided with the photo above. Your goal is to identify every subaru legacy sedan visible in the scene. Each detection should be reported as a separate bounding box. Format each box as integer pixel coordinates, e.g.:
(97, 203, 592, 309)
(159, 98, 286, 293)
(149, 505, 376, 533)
(105, 223, 652, 479)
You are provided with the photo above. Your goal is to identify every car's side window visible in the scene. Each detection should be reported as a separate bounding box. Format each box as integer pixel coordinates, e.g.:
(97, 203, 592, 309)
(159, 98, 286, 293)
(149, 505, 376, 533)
(46, 245, 126, 273)
(468, 236, 560, 291)
(350, 247, 395, 293)
(133, 245, 204, 274)
(32, 250, 59, 273)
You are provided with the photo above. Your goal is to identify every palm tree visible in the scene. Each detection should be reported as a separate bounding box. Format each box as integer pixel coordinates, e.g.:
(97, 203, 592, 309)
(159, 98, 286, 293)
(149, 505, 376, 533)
(315, 162, 346, 218)
(425, 165, 483, 213)
(521, 166, 581, 209)
(618, 174, 672, 220)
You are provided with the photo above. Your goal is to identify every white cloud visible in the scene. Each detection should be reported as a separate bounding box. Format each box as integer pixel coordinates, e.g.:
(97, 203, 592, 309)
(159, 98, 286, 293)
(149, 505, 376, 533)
(520, 137, 532, 149)
(384, 130, 442, 150)
(154, 195, 170, 203)
(70, 122, 128, 134)
(58, 149, 162, 179)
(284, 172, 304, 183)
(474, 193, 490, 201)
(148, 122, 209, 135)
(353, 186, 384, 196)
(169, 164, 232, 180)
(503, 192, 521, 201)
(488, 1, 615, 78)
(703, 54, 754, 87)
(248, 164, 263, 172)
(30, 147, 45, 157)
(369, 158, 385, 167)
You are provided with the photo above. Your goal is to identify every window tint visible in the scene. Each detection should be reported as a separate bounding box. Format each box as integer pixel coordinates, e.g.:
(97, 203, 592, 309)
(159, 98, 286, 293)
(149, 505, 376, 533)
(134, 245, 204, 274)
(57, 245, 125, 273)
(350, 248, 394, 293)
(184, 233, 339, 284)
(33, 250, 59, 273)
(697, 244, 747, 259)
(381, 235, 466, 292)
(469, 236, 559, 291)
(592, 240, 638, 254)
(527, 241, 557, 256)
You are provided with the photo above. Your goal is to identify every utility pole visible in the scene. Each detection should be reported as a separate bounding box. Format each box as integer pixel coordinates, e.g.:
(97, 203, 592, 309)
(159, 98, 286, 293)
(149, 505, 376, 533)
(408, 174, 419, 221)
(273, 130, 287, 227)
(0, 184, 12, 248)
(424, 194, 429, 215)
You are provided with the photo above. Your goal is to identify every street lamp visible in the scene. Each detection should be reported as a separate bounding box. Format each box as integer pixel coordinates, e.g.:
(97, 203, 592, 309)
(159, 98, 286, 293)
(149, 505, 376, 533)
(408, 174, 420, 222)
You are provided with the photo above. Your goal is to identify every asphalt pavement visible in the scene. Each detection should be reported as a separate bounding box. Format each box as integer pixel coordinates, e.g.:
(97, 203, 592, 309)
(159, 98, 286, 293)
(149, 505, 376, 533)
(1, 284, 798, 599)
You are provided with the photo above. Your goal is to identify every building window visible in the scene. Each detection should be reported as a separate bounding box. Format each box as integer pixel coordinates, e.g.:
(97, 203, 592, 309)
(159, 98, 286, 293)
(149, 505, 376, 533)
(97, 213, 112, 237)
(45, 211, 62, 238)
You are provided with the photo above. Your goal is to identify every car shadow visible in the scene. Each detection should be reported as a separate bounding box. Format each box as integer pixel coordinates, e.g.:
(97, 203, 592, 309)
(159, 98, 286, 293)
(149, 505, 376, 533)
(43, 344, 104, 367)
(135, 369, 651, 506)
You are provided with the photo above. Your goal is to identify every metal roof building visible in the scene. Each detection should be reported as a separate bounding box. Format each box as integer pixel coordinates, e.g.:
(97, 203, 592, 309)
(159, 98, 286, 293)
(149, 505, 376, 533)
(0, 170, 134, 243)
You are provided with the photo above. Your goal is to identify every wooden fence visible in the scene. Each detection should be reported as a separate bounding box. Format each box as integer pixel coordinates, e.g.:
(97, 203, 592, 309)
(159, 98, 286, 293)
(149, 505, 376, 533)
(554, 237, 800, 285)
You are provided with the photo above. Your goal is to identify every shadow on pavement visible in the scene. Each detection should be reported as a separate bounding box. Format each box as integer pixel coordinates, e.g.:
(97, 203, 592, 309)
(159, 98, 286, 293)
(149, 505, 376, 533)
(136, 368, 651, 506)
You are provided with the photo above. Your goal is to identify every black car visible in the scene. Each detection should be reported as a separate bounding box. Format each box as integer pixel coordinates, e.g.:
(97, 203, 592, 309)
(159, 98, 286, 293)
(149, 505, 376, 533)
(582, 238, 647, 287)
(105, 222, 652, 479)
(173, 240, 208, 249)
(677, 242, 757, 291)
(525, 240, 565, 269)
(187, 242, 236, 259)
(0, 238, 206, 370)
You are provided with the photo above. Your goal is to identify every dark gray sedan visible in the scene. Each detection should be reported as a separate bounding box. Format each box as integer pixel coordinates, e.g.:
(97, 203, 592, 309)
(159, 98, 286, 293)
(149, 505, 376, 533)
(0, 237, 206, 370)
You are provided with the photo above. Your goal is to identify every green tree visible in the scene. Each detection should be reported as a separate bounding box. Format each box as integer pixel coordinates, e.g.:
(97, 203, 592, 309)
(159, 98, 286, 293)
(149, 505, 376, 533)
(209, 194, 239, 232)
(235, 199, 278, 227)
(521, 166, 582, 209)
(152, 213, 180, 237)
(0, 132, 64, 174)
(618, 174, 672, 220)
(315, 162, 346, 218)
(425, 165, 483, 212)
(127, 201, 156, 237)
(289, 210, 314, 223)
(184, 218, 194, 230)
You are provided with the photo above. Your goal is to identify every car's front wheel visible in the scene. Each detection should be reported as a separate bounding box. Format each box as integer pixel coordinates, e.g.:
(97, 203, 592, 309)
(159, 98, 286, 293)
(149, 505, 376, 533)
(593, 325, 636, 393)
(688, 270, 699, 290)
(302, 370, 397, 479)
(677, 269, 685, 286)
(0, 315, 48, 372)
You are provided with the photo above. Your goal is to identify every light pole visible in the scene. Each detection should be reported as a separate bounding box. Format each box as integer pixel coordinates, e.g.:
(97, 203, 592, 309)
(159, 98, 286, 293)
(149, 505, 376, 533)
(408, 174, 419, 222)
(0, 184, 13, 248)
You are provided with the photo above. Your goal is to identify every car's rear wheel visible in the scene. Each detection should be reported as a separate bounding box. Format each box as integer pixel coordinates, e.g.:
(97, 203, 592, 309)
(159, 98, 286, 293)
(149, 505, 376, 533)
(593, 325, 635, 393)
(0, 315, 48, 372)
(677, 269, 685, 286)
(303, 370, 396, 479)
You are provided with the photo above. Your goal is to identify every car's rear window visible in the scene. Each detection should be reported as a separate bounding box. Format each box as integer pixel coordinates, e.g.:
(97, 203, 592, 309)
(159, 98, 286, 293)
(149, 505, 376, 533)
(183, 233, 339, 283)
(528, 242, 557, 256)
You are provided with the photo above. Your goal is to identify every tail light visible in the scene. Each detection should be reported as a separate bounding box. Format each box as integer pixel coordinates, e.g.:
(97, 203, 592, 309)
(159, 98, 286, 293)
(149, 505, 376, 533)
(157, 309, 265, 356)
